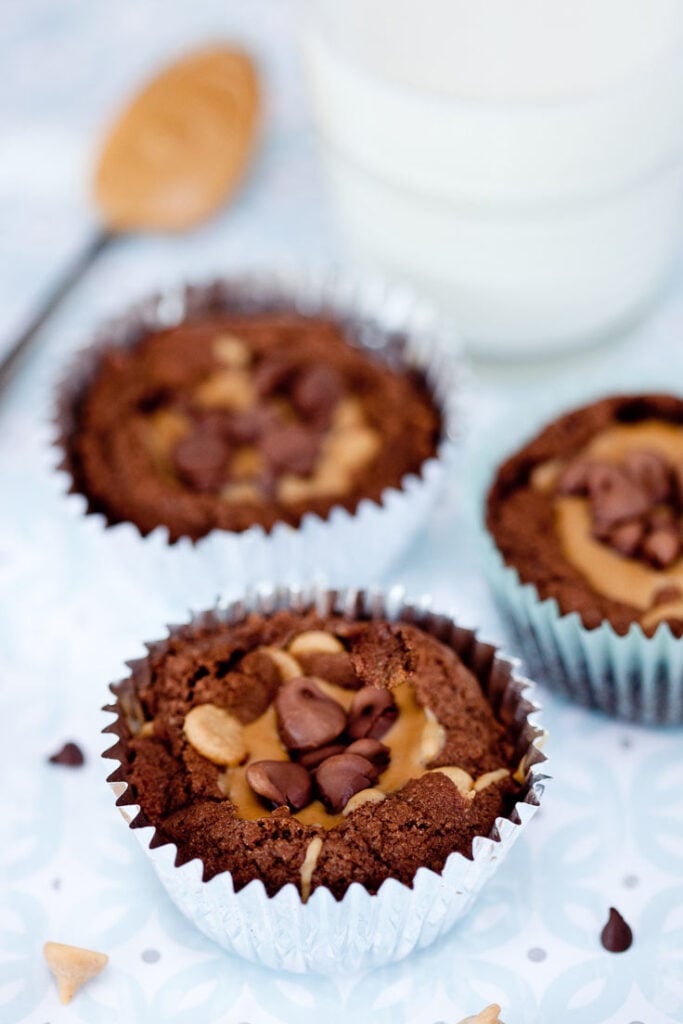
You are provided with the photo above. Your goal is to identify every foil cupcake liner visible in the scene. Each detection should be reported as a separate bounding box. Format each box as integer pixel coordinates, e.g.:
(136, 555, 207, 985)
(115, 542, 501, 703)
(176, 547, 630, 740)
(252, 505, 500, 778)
(51, 267, 462, 607)
(477, 421, 683, 725)
(102, 584, 548, 975)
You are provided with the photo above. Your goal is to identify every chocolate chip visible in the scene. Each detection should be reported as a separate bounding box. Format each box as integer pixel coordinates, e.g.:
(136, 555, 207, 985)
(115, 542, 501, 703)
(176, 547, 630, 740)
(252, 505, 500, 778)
(298, 743, 347, 770)
(673, 461, 683, 508)
(642, 527, 680, 568)
(253, 355, 294, 396)
(223, 407, 279, 445)
(261, 425, 320, 476)
(245, 760, 312, 811)
(347, 687, 398, 741)
(623, 450, 671, 503)
(292, 364, 343, 426)
(556, 458, 593, 496)
(314, 752, 378, 813)
(600, 907, 633, 952)
(652, 584, 683, 605)
(345, 738, 390, 769)
(173, 424, 231, 492)
(48, 742, 85, 767)
(648, 505, 676, 530)
(608, 519, 644, 557)
(588, 465, 651, 532)
(296, 650, 361, 689)
(275, 677, 347, 751)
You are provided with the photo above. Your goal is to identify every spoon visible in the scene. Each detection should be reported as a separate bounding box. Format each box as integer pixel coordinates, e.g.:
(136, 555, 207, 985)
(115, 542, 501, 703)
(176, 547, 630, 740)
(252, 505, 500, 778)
(0, 45, 260, 392)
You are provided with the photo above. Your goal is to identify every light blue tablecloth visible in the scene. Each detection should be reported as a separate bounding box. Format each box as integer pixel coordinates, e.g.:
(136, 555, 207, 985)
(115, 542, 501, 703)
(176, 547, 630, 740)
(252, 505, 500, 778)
(2, 3, 683, 1022)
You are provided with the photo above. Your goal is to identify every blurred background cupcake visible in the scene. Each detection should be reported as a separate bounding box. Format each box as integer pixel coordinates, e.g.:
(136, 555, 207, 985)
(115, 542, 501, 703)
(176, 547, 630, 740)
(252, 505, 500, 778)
(485, 393, 683, 723)
(53, 269, 460, 607)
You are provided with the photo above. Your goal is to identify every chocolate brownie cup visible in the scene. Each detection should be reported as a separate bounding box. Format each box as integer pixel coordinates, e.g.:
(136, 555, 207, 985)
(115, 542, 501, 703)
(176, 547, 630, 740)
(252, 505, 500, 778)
(487, 394, 683, 637)
(105, 606, 531, 902)
(60, 304, 441, 542)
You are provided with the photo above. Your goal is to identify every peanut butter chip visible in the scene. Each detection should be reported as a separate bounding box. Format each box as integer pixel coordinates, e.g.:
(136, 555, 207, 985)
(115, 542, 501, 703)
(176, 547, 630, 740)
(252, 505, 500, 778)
(323, 426, 381, 473)
(429, 766, 476, 799)
(277, 465, 350, 504)
(342, 787, 386, 815)
(183, 704, 247, 766)
(300, 836, 323, 902)
(194, 368, 255, 411)
(260, 647, 302, 681)
(419, 709, 447, 764)
(458, 1005, 503, 1024)
(94, 47, 260, 232)
(213, 334, 250, 368)
(288, 630, 344, 657)
(220, 481, 264, 505)
(43, 942, 109, 1005)
(473, 768, 510, 792)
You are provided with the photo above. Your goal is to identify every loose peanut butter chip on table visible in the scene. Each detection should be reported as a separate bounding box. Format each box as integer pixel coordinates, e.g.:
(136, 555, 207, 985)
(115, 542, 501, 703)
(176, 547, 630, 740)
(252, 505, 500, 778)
(458, 1006, 504, 1024)
(94, 46, 260, 232)
(43, 941, 108, 1005)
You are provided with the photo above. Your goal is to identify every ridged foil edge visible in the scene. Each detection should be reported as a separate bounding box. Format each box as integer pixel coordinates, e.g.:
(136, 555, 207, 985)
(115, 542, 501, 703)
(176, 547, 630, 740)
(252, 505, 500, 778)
(102, 583, 548, 974)
(481, 530, 683, 724)
(49, 266, 463, 594)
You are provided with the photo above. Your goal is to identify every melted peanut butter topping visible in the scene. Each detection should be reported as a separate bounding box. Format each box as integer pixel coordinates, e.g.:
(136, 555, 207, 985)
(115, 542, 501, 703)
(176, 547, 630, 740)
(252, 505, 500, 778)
(538, 421, 683, 625)
(220, 679, 440, 829)
(94, 47, 259, 232)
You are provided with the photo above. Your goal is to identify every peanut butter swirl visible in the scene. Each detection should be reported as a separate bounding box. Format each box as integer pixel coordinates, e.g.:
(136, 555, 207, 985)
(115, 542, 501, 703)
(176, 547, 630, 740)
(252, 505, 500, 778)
(535, 420, 683, 629)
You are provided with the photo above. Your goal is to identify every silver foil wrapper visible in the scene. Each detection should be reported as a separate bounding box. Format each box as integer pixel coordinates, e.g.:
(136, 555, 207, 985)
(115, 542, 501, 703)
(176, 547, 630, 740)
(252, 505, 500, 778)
(103, 584, 548, 974)
(52, 268, 462, 606)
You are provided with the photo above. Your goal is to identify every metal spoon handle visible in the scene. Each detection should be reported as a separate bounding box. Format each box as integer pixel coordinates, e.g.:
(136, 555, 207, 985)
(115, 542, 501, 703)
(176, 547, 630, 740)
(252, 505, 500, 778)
(0, 227, 116, 395)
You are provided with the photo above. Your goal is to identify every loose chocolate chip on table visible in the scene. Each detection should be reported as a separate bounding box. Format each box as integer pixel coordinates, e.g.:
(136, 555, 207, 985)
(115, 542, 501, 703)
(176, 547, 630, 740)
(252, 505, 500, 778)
(173, 425, 231, 491)
(261, 425, 320, 476)
(347, 687, 398, 741)
(48, 742, 85, 767)
(245, 760, 313, 811)
(314, 752, 378, 813)
(600, 907, 633, 952)
(275, 677, 347, 751)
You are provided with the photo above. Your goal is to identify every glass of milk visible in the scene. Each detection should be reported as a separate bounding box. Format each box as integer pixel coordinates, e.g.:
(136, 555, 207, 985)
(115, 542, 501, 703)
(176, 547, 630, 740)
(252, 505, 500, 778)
(300, 0, 683, 358)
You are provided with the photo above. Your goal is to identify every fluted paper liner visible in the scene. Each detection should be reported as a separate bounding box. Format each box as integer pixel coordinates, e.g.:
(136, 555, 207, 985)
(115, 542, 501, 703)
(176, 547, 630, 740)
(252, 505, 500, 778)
(103, 585, 548, 974)
(52, 268, 461, 604)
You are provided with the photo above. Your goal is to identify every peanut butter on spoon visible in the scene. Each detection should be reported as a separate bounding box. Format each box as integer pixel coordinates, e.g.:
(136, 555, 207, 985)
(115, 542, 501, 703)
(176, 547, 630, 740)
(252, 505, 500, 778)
(0, 45, 260, 391)
(94, 46, 260, 231)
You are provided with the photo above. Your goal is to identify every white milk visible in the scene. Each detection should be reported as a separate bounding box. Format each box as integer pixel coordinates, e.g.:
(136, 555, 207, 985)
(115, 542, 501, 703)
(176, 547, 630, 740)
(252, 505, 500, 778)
(301, 1, 683, 357)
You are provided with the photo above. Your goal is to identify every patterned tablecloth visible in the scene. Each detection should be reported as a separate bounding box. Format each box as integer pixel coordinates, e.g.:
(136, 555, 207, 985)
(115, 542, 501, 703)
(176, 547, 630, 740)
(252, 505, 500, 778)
(2, 3, 683, 1023)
